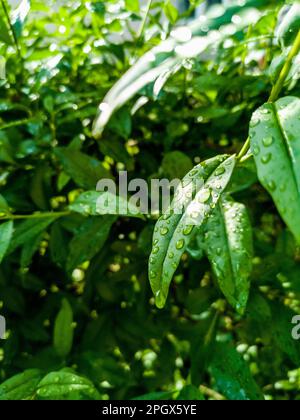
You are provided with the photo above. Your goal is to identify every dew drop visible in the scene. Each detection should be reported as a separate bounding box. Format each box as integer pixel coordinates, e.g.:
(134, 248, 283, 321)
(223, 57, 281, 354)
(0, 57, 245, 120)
(261, 108, 270, 115)
(183, 225, 193, 236)
(176, 239, 185, 250)
(150, 271, 157, 279)
(168, 252, 174, 259)
(160, 227, 169, 236)
(152, 246, 160, 255)
(215, 166, 225, 176)
(267, 181, 276, 191)
(252, 145, 260, 156)
(280, 184, 286, 192)
(262, 136, 274, 147)
(261, 153, 272, 164)
(198, 189, 211, 203)
(250, 118, 260, 128)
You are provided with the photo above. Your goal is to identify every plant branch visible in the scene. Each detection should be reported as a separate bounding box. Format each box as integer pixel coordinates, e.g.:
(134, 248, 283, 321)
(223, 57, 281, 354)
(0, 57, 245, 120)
(0, 0, 22, 59)
(0, 211, 71, 221)
(199, 385, 226, 401)
(238, 30, 300, 161)
(269, 30, 300, 103)
(137, 0, 154, 39)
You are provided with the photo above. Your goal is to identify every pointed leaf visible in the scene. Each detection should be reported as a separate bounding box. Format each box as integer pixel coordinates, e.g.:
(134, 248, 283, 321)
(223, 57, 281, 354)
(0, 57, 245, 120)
(53, 299, 74, 359)
(67, 216, 116, 272)
(0, 15, 12, 45)
(0, 221, 13, 263)
(0, 369, 43, 400)
(36, 370, 102, 400)
(69, 191, 144, 219)
(250, 96, 300, 243)
(11, 0, 30, 39)
(149, 155, 236, 308)
(210, 342, 264, 401)
(204, 197, 253, 314)
(55, 148, 111, 190)
(8, 218, 56, 254)
(276, 3, 300, 47)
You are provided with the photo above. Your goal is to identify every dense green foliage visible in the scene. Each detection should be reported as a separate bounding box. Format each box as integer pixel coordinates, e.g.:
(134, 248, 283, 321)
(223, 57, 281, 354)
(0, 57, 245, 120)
(0, 0, 300, 401)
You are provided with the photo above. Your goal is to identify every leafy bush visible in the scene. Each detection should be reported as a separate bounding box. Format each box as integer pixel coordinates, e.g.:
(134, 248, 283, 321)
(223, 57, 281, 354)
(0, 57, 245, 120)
(0, 0, 300, 401)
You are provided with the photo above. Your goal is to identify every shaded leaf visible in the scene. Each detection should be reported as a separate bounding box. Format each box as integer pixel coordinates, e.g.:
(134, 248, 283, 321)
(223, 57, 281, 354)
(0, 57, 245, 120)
(55, 148, 111, 190)
(210, 342, 264, 401)
(177, 385, 205, 401)
(162, 151, 193, 180)
(8, 218, 56, 254)
(67, 216, 116, 272)
(0, 369, 43, 400)
(53, 299, 74, 359)
(0, 221, 13, 263)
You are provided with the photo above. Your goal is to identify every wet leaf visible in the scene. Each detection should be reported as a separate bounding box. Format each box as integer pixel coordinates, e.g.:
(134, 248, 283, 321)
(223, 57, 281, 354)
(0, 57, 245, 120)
(149, 155, 236, 308)
(250, 96, 300, 243)
(0, 369, 43, 400)
(204, 197, 253, 314)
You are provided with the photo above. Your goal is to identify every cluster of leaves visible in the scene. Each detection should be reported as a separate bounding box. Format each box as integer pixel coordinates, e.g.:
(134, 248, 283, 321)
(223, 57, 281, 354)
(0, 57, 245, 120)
(0, 0, 300, 401)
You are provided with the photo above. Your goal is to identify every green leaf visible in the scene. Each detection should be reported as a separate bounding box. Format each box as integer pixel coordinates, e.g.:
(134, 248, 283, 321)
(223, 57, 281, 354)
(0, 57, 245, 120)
(93, 2, 260, 137)
(49, 222, 69, 268)
(204, 197, 253, 314)
(53, 299, 74, 359)
(20, 232, 43, 268)
(270, 302, 300, 365)
(250, 96, 300, 243)
(133, 391, 175, 400)
(11, 0, 30, 39)
(210, 342, 264, 401)
(162, 151, 193, 180)
(149, 154, 236, 308)
(67, 216, 116, 272)
(69, 191, 145, 219)
(0, 194, 10, 215)
(36, 370, 102, 400)
(108, 107, 132, 139)
(125, 0, 140, 12)
(0, 15, 12, 45)
(0, 221, 13, 263)
(55, 148, 111, 190)
(177, 385, 205, 401)
(0, 369, 43, 400)
(276, 3, 300, 47)
(8, 218, 56, 254)
(164, 0, 179, 24)
(190, 313, 219, 386)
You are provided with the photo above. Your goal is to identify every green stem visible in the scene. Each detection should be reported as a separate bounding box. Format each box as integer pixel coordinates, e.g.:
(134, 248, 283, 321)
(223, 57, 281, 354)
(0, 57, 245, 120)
(0, 211, 71, 221)
(269, 30, 300, 103)
(238, 29, 300, 161)
(137, 0, 154, 39)
(0, 0, 22, 59)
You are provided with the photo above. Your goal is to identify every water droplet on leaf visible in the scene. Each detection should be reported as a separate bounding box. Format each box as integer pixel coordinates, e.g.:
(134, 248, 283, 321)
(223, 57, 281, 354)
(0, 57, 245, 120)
(176, 239, 185, 250)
